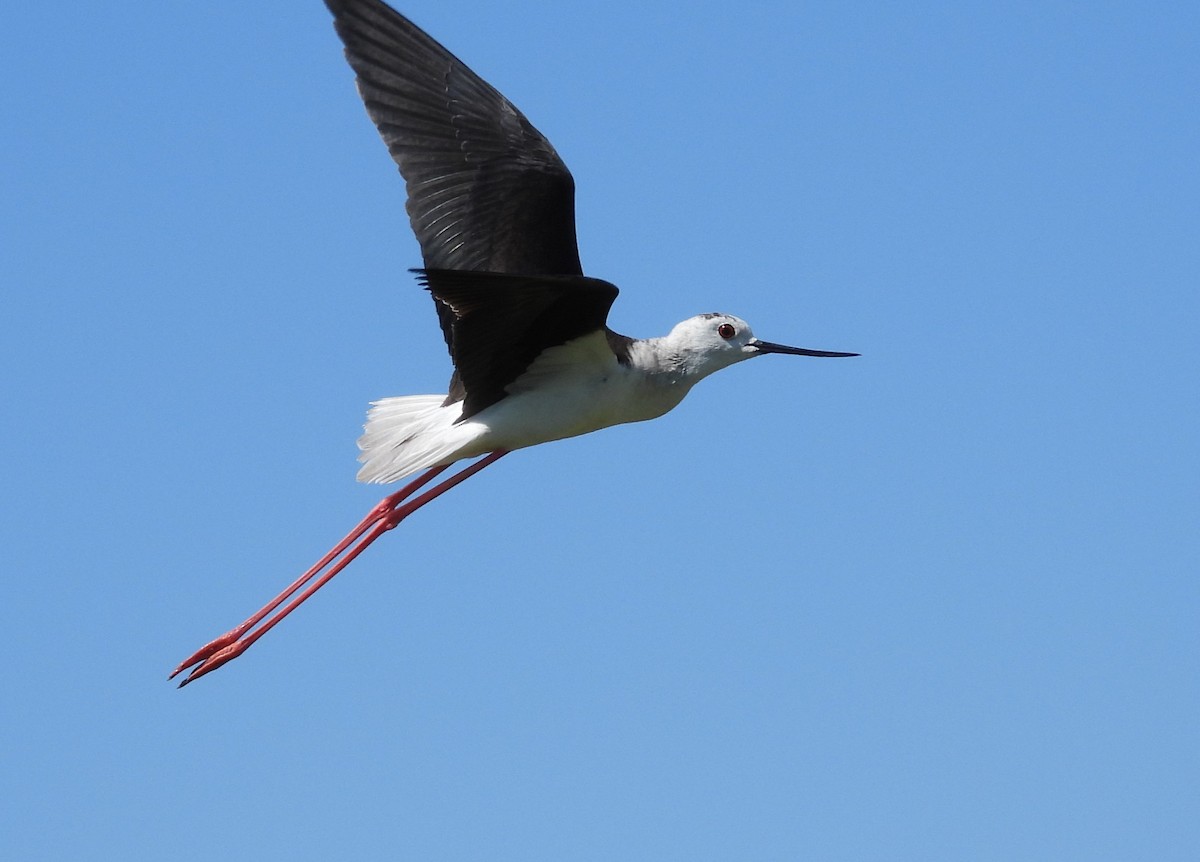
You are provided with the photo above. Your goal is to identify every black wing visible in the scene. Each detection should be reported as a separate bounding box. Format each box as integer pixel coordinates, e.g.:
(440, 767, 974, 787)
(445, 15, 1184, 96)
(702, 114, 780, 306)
(324, 0, 583, 276)
(416, 270, 619, 420)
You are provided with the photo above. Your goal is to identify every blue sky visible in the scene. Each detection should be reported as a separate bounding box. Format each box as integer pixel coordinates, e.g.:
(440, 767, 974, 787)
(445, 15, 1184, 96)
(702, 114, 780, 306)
(3, 0, 1197, 858)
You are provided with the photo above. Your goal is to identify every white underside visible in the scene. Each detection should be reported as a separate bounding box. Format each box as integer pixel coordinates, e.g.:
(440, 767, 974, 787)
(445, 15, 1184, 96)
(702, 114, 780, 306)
(355, 394, 484, 483)
(356, 332, 691, 484)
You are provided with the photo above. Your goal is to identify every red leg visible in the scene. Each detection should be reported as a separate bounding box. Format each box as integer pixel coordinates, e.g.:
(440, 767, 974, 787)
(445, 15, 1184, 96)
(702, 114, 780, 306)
(173, 450, 508, 687)
(168, 463, 450, 679)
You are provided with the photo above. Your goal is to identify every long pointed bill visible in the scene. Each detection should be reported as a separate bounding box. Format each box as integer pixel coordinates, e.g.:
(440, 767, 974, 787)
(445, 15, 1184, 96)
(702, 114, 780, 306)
(749, 338, 859, 358)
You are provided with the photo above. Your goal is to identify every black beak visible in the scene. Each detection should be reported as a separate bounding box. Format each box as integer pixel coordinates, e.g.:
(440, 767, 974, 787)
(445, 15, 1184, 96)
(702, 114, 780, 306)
(749, 339, 859, 358)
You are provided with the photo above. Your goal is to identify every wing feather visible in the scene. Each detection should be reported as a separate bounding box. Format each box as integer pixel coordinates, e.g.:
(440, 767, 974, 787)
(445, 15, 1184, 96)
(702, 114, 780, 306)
(325, 0, 583, 276)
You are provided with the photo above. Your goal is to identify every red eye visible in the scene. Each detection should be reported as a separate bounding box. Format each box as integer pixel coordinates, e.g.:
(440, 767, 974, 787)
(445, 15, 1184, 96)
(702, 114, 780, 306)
(717, 322, 736, 339)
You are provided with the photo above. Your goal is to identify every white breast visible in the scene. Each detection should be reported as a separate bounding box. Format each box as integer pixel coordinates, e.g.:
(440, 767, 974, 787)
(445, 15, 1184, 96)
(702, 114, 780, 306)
(463, 331, 692, 454)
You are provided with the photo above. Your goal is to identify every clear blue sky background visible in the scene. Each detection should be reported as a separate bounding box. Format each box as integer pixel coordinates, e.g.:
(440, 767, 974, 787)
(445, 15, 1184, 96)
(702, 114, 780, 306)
(3, 1, 1197, 858)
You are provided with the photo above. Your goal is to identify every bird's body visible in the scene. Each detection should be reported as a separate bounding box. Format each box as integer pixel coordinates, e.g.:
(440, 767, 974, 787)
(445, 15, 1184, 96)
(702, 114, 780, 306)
(358, 331, 686, 483)
(358, 313, 770, 483)
(171, 0, 856, 686)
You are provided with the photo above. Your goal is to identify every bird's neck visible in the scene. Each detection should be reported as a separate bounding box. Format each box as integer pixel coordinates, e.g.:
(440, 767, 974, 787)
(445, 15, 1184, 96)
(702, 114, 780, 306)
(628, 336, 713, 386)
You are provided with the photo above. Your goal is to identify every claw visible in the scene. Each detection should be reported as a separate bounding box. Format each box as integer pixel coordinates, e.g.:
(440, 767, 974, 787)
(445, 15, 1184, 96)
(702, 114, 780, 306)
(169, 627, 248, 679)
(178, 639, 253, 687)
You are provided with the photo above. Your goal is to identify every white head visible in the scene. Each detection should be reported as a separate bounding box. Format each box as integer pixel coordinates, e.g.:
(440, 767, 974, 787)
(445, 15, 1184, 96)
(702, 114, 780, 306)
(659, 313, 858, 381)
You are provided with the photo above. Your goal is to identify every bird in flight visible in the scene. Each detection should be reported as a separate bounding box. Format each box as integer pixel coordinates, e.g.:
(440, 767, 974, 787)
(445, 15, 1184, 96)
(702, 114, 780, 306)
(172, 0, 857, 686)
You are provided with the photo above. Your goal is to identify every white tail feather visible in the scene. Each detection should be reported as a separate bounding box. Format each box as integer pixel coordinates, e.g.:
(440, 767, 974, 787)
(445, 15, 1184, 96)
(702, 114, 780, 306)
(356, 395, 481, 484)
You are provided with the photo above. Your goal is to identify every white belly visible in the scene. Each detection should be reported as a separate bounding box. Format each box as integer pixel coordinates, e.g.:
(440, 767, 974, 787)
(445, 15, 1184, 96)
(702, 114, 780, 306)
(460, 332, 690, 454)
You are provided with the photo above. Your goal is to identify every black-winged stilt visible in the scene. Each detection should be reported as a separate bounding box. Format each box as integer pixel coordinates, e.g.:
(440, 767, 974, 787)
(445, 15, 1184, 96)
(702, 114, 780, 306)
(171, 0, 857, 687)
